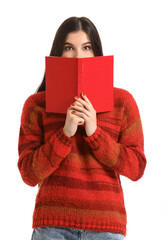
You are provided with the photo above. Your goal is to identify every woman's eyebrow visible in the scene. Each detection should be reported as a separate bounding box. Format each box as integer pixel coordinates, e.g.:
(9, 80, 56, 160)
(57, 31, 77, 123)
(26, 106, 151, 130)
(64, 42, 92, 46)
(82, 41, 91, 45)
(64, 42, 73, 45)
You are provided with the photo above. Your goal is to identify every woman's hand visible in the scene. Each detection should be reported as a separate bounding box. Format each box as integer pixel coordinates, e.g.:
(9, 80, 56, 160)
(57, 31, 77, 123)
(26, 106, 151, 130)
(71, 92, 97, 137)
(63, 101, 85, 138)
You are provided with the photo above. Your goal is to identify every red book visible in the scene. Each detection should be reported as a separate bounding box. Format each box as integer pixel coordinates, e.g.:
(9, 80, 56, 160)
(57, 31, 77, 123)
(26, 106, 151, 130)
(45, 56, 114, 113)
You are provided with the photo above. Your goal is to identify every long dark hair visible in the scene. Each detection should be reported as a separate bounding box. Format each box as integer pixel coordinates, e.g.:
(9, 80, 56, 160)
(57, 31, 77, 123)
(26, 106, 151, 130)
(36, 17, 103, 92)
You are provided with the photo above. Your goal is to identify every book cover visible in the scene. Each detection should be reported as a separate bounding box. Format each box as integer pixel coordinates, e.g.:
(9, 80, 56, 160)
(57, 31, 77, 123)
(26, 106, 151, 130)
(45, 55, 114, 113)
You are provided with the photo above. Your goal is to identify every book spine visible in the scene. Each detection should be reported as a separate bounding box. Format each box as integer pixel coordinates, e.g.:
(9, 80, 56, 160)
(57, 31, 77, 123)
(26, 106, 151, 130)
(77, 59, 84, 97)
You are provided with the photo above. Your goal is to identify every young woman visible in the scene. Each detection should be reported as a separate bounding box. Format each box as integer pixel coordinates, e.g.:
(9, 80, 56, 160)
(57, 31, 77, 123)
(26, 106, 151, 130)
(18, 17, 146, 240)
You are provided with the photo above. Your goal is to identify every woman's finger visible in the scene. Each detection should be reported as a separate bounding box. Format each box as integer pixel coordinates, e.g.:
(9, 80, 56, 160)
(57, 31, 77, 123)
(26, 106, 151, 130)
(72, 110, 89, 120)
(80, 92, 92, 105)
(72, 101, 83, 107)
(70, 105, 90, 117)
(74, 97, 92, 111)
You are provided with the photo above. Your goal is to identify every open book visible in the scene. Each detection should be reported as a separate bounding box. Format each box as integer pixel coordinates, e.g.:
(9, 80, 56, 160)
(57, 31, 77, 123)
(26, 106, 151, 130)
(46, 55, 114, 113)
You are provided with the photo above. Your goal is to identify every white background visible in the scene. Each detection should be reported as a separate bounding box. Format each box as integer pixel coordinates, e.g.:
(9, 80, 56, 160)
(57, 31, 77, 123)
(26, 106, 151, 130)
(0, 0, 167, 239)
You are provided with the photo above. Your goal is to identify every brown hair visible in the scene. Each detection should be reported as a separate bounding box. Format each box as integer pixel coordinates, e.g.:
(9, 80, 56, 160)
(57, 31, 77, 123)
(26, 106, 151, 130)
(36, 17, 103, 92)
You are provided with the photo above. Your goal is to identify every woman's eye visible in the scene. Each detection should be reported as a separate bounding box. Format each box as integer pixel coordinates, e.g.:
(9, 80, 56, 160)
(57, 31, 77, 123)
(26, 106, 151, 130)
(65, 46, 73, 51)
(84, 46, 91, 50)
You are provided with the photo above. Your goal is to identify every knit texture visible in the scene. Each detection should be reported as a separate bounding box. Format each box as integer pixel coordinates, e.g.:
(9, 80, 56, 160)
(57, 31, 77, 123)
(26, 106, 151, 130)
(18, 87, 146, 236)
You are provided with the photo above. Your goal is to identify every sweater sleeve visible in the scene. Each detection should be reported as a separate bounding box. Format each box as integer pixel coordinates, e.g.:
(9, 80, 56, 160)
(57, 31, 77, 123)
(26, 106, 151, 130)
(17, 96, 72, 187)
(83, 91, 146, 181)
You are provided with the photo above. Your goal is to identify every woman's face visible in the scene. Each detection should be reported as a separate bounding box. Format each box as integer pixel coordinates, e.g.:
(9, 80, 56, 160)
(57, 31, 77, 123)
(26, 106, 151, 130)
(61, 30, 94, 58)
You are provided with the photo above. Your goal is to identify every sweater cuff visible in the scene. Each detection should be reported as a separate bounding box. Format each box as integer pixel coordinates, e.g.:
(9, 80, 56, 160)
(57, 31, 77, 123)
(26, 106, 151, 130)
(83, 125, 102, 143)
(56, 127, 73, 147)
(49, 127, 73, 160)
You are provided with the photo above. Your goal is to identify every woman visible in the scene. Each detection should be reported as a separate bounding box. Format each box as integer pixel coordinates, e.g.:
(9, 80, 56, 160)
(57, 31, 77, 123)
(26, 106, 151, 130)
(18, 17, 146, 240)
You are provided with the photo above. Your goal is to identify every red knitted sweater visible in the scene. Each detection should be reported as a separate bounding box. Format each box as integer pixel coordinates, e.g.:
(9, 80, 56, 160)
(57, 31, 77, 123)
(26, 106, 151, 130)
(18, 87, 146, 236)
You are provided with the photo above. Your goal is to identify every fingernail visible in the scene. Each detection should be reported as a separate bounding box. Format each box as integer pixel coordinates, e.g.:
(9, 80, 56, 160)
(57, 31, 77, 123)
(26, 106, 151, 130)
(72, 110, 76, 113)
(82, 92, 85, 96)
